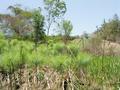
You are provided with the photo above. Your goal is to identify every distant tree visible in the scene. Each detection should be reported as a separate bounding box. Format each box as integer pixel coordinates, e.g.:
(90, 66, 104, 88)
(8, 4, 23, 16)
(59, 20, 73, 44)
(8, 5, 33, 18)
(0, 5, 33, 38)
(82, 32, 89, 39)
(43, 0, 67, 35)
(33, 10, 45, 46)
(97, 14, 120, 42)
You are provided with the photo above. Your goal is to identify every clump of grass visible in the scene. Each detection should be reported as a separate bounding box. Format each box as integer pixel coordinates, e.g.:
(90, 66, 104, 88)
(0, 38, 7, 54)
(36, 71, 44, 81)
(0, 32, 5, 39)
(50, 55, 68, 73)
(67, 44, 79, 57)
(10, 39, 18, 46)
(52, 43, 66, 55)
(87, 55, 120, 87)
(0, 35, 120, 89)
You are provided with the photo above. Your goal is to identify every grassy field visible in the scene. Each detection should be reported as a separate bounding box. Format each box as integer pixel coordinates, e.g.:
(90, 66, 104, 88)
(0, 36, 120, 90)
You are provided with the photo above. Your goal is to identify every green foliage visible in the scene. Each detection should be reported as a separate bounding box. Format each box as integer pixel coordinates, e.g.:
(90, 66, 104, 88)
(33, 10, 46, 45)
(44, 0, 66, 17)
(44, 0, 67, 35)
(31, 59, 43, 68)
(8, 5, 33, 18)
(60, 20, 73, 37)
(0, 40, 7, 54)
(36, 72, 44, 81)
(52, 43, 65, 55)
(0, 32, 5, 39)
(59, 20, 73, 44)
(0, 38, 119, 89)
(87, 56, 120, 84)
(0, 5, 33, 38)
(67, 44, 79, 57)
(97, 14, 120, 42)
(8, 5, 23, 16)
(0, 33, 6, 54)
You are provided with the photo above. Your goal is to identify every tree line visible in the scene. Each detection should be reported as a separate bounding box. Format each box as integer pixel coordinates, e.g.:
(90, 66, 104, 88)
(0, 0, 73, 45)
(96, 14, 120, 43)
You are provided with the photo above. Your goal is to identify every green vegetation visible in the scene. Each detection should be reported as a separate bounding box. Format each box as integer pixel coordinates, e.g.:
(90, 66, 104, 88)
(58, 20, 73, 44)
(33, 9, 45, 46)
(0, 1, 120, 90)
(0, 33, 120, 89)
(43, 0, 66, 35)
(96, 14, 120, 43)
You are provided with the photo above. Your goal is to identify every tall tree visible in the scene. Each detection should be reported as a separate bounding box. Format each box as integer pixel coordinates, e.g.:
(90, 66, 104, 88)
(43, 0, 67, 35)
(33, 10, 45, 46)
(59, 20, 73, 44)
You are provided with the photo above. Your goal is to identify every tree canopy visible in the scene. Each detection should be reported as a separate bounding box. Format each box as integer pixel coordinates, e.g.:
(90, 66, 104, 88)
(96, 14, 120, 42)
(33, 10, 45, 45)
(0, 5, 33, 38)
(44, 0, 67, 35)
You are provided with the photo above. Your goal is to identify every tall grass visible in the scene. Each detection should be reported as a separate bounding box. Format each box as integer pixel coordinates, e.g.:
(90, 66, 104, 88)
(0, 36, 120, 89)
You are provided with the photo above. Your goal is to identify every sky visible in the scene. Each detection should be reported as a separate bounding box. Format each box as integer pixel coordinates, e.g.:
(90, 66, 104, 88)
(0, 0, 120, 35)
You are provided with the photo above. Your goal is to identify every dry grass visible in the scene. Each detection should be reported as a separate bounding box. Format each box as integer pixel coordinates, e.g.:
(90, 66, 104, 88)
(102, 40, 120, 55)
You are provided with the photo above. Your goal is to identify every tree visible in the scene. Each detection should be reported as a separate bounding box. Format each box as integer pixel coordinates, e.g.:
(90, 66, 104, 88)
(33, 10, 45, 46)
(59, 20, 73, 44)
(0, 5, 33, 38)
(8, 4, 24, 16)
(97, 14, 120, 42)
(8, 5, 33, 37)
(8, 5, 33, 19)
(82, 31, 89, 39)
(43, 0, 67, 35)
